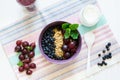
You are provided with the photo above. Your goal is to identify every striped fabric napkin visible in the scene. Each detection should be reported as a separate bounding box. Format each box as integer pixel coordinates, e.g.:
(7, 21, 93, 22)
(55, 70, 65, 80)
(0, 0, 120, 80)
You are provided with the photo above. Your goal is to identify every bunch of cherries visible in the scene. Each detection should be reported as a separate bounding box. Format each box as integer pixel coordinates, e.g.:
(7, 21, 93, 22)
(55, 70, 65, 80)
(62, 38, 79, 59)
(15, 40, 36, 75)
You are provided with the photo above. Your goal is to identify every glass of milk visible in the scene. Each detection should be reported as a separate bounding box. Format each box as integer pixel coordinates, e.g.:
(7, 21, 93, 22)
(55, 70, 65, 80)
(80, 5, 101, 27)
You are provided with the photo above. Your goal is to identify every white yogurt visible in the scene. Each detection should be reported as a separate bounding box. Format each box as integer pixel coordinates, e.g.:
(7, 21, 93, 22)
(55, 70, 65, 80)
(80, 5, 101, 27)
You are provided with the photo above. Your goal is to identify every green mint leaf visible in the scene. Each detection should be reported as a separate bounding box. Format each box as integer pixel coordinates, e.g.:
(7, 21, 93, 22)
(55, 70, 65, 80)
(17, 61, 23, 67)
(62, 23, 70, 30)
(69, 24, 79, 30)
(25, 46, 32, 51)
(64, 28, 71, 39)
(71, 30, 79, 39)
(16, 52, 21, 55)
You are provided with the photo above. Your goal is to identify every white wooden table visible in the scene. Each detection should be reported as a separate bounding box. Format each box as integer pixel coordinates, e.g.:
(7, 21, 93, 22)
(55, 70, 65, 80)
(0, 0, 120, 80)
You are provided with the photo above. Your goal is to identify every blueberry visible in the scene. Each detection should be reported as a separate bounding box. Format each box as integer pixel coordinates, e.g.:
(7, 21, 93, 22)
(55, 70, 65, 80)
(109, 55, 112, 58)
(97, 63, 103, 66)
(102, 50, 106, 53)
(109, 53, 112, 56)
(106, 45, 109, 49)
(107, 47, 110, 51)
(98, 54, 101, 57)
(102, 61, 107, 66)
(107, 42, 111, 47)
(102, 56, 106, 60)
(106, 55, 110, 59)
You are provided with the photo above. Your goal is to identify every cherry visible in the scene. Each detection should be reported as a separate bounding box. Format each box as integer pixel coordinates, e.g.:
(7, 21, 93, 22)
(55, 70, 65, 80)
(68, 41, 76, 49)
(28, 52, 35, 58)
(16, 40, 22, 46)
(22, 49, 28, 55)
(26, 69, 33, 75)
(15, 46, 21, 52)
(30, 42, 36, 50)
(70, 48, 77, 53)
(23, 58, 31, 63)
(23, 63, 30, 70)
(63, 38, 70, 44)
(19, 54, 25, 61)
(18, 66, 24, 72)
(29, 63, 36, 69)
(62, 45, 68, 52)
(22, 41, 29, 47)
(63, 52, 71, 59)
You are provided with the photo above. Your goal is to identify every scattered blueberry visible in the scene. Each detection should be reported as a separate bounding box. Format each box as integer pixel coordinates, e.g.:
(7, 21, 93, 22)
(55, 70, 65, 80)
(107, 42, 111, 47)
(97, 63, 103, 66)
(102, 61, 107, 66)
(102, 50, 106, 53)
(98, 54, 101, 57)
(102, 57, 106, 60)
(106, 47, 110, 51)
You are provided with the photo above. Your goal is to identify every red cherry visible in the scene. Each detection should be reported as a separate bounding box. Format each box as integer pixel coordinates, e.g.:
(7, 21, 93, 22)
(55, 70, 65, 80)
(26, 69, 33, 75)
(18, 66, 24, 72)
(28, 52, 35, 58)
(19, 54, 25, 61)
(23, 63, 30, 70)
(15, 46, 22, 52)
(62, 45, 68, 52)
(22, 41, 29, 47)
(68, 41, 76, 49)
(63, 38, 70, 44)
(16, 40, 22, 46)
(23, 58, 31, 63)
(63, 52, 71, 59)
(30, 42, 36, 50)
(22, 49, 28, 55)
(29, 63, 36, 69)
(71, 48, 77, 53)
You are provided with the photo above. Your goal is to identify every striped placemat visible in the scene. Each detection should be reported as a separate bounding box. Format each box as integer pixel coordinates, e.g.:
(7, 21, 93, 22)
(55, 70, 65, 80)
(0, 0, 120, 80)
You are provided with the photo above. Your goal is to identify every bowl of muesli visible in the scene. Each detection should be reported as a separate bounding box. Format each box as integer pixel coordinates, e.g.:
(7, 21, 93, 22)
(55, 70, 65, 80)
(39, 21, 82, 64)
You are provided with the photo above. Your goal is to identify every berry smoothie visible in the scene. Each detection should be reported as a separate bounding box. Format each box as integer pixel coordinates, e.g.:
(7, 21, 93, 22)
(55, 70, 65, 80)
(17, 0, 36, 12)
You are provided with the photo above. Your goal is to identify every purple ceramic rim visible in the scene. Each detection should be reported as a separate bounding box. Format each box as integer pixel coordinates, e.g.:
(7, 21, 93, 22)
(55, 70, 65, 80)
(38, 21, 82, 64)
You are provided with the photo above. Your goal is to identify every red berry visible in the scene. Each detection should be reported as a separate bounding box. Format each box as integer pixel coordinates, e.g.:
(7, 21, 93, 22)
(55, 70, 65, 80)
(68, 41, 76, 49)
(63, 38, 70, 44)
(19, 54, 25, 61)
(29, 63, 36, 69)
(30, 42, 36, 50)
(22, 49, 28, 55)
(23, 63, 30, 70)
(62, 45, 68, 52)
(63, 52, 71, 59)
(23, 58, 31, 63)
(22, 41, 29, 47)
(26, 69, 33, 75)
(15, 46, 21, 52)
(16, 40, 22, 46)
(71, 48, 77, 53)
(18, 66, 24, 72)
(28, 52, 35, 58)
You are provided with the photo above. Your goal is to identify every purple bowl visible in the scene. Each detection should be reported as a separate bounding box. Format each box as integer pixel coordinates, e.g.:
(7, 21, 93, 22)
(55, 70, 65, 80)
(38, 21, 82, 64)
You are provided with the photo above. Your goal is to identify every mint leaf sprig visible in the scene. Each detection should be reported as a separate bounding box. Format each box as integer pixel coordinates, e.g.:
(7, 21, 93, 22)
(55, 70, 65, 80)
(62, 23, 79, 39)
